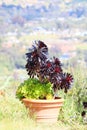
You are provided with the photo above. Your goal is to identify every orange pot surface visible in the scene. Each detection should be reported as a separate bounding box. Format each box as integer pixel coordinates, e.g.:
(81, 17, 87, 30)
(22, 98, 64, 123)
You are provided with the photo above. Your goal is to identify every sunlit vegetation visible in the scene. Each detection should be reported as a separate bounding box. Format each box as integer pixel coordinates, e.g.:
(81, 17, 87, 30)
(0, 64, 87, 129)
(0, 1, 87, 129)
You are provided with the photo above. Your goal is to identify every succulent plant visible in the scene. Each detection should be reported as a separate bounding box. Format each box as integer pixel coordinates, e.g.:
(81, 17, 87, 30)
(25, 40, 73, 97)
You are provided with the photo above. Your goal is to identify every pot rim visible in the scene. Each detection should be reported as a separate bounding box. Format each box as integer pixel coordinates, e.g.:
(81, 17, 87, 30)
(22, 98, 64, 103)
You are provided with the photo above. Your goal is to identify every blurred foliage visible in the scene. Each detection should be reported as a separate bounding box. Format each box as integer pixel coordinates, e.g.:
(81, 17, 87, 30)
(0, 96, 29, 120)
(59, 65, 87, 124)
(0, 0, 87, 128)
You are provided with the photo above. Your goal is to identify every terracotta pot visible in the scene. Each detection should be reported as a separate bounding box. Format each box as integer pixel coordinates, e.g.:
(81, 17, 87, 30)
(22, 98, 64, 123)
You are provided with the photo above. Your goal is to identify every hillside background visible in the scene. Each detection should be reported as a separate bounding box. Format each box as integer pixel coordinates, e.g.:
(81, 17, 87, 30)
(0, 0, 87, 89)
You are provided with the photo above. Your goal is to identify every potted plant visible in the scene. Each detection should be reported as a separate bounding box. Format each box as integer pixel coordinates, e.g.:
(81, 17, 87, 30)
(16, 40, 73, 123)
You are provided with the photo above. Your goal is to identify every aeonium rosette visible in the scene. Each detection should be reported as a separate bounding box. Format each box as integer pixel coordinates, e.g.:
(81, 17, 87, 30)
(25, 40, 73, 97)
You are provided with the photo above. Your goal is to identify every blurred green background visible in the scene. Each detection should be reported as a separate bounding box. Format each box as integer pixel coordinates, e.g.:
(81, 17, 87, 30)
(0, 0, 87, 129)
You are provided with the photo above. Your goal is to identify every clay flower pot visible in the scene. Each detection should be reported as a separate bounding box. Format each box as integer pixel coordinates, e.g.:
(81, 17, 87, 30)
(16, 40, 73, 124)
(22, 98, 64, 123)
